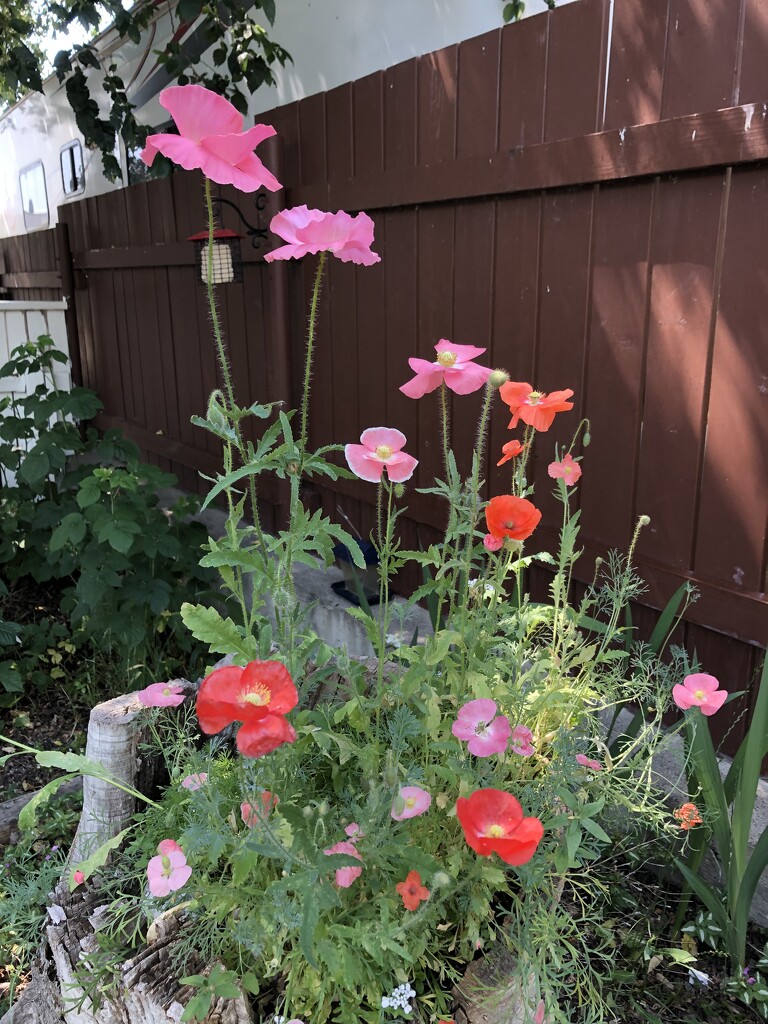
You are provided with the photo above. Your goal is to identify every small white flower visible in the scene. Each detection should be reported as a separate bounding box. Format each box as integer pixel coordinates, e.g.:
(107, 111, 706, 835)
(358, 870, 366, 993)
(688, 967, 710, 987)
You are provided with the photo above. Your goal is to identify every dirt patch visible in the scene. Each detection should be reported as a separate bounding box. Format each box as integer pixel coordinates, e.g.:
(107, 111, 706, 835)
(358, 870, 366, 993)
(0, 703, 88, 802)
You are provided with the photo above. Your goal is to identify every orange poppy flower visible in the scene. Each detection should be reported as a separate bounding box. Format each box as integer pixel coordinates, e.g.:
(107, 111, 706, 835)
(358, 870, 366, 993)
(673, 803, 703, 830)
(497, 439, 525, 466)
(396, 870, 431, 911)
(499, 381, 574, 432)
(485, 495, 541, 542)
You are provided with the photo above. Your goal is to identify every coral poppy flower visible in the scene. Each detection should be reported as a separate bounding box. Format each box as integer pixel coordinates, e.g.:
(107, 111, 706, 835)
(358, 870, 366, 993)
(196, 661, 298, 758)
(575, 754, 602, 771)
(264, 205, 380, 265)
(140, 84, 281, 193)
(497, 439, 525, 466)
(673, 803, 703, 830)
(548, 453, 582, 485)
(146, 840, 192, 897)
(396, 870, 430, 911)
(400, 340, 493, 399)
(485, 495, 542, 542)
(499, 381, 574, 432)
(345, 427, 418, 483)
(72, 869, 85, 887)
(138, 681, 185, 708)
(456, 789, 544, 866)
(323, 840, 363, 888)
(672, 673, 728, 717)
(241, 792, 278, 826)
(510, 724, 535, 757)
(452, 699, 511, 757)
(391, 786, 432, 821)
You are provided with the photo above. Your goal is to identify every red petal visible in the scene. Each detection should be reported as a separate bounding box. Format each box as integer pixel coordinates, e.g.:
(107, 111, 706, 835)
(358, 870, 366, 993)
(196, 665, 245, 734)
(241, 661, 298, 715)
(236, 713, 297, 758)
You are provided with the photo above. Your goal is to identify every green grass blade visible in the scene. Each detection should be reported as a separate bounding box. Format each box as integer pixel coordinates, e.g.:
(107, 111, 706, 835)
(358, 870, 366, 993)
(731, 655, 768, 886)
(687, 713, 732, 878)
(674, 858, 730, 936)
(732, 823, 768, 969)
(648, 581, 691, 655)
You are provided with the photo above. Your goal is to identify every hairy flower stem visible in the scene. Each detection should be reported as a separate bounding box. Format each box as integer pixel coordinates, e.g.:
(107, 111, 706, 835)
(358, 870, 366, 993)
(439, 382, 450, 477)
(374, 480, 395, 761)
(203, 178, 267, 575)
(299, 252, 327, 469)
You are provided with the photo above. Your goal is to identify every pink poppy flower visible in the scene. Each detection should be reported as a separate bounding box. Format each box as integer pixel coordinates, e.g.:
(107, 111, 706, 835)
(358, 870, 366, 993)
(483, 533, 503, 552)
(345, 822, 364, 841)
(140, 85, 280, 193)
(575, 754, 602, 771)
(241, 792, 279, 826)
(181, 773, 208, 791)
(146, 841, 192, 897)
(510, 725, 535, 757)
(548, 453, 582, 486)
(323, 840, 363, 888)
(672, 673, 728, 716)
(400, 340, 493, 399)
(345, 427, 418, 484)
(72, 869, 85, 887)
(452, 699, 511, 757)
(534, 1000, 547, 1024)
(391, 786, 432, 821)
(264, 205, 380, 265)
(138, 682, 185, 708)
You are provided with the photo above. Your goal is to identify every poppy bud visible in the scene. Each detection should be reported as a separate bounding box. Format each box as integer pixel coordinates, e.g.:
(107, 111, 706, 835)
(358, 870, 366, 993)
(394, 483, 405, 498)
(638, 515, 651, 527)
(489, 369, 509, 388)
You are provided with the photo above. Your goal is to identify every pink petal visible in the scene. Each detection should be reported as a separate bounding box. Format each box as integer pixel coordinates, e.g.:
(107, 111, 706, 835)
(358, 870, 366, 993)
(345, 444, 385, 483)
(160, 84, 242, 141)
(359, 427, 407, 452)
(200, 123, 276, 165)
(263, 242, 308, 262)
(457, 698, 498, 727)
(384, 452, 418, 483)
(334, 242, 381, 266)
(701, 690, 728, 716)
(140, 134, 210, 173)
(225, 151, 282, 193)
(672, 684, 695, 710)
(685, 673, 720, 694)
(158, 839, 182, 856)
(435, 340, 487, 362)
(269, 206, 324, 243)
(444, 362, 493, 395)
(399, 366, 445, 399)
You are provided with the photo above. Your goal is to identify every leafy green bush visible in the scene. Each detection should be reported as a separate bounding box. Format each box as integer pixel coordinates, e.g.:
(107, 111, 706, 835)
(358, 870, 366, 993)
(0, 335, 214, 702)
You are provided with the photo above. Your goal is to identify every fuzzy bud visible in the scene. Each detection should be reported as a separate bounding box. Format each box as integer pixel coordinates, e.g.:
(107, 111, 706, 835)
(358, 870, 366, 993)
(489, 368, 510, 389)
(583, 431, 591, 446)
(638, 515, 651, 527)
(317, 801, 328, 817)
(432, 870, 451, 888)
(394, 483, 405, 498)
(302, 805, 313, 819)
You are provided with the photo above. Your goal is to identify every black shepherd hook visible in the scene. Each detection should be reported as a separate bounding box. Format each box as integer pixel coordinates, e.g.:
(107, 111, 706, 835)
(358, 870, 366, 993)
(210, 192, 269, 249)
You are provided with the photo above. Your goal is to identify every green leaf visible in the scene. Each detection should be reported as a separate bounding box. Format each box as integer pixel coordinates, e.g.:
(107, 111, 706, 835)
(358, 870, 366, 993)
(18, 774, 77, 832)
(19, 449, 50, 485)
(300, 888, 320, 969)
(731, 656, 768, 890)
(180, 603, 256, 660)
(581, 818, 612, 844)
(649, 581, 692, 655)
(35, 750, 106, 773)
(70, 826, 131, 889)
(0, 621, 21, 645)
(49, 512, 86, 552)
(675, 858, 729, 935)
(733, 824, 768, 966)
(686, 712, 732, 878)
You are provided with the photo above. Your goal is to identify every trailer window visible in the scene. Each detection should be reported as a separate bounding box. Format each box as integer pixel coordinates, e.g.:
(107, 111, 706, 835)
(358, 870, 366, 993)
(19, 162, 49, 230)
(60, 141, 85, 196)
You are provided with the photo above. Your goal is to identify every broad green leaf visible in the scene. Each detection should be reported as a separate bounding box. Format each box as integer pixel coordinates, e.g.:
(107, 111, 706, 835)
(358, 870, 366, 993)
(649, 581, 692, 655)
(70, 826, 131, 889)
(675, 859, 729, 936)
(686, 713, 731, 878)
(35, 750, 107, 773)
(180, 603, 256, 660)
(0, 621, 21, 645)
(18, 774, 77, 831)
(19, 448, 49, 486)
(300, 886, 320, 969)
(581, 818, 612, 844)
(731, 656, 768, 889)
(733, 824, 768, 967)
(49, 512, 86, 552)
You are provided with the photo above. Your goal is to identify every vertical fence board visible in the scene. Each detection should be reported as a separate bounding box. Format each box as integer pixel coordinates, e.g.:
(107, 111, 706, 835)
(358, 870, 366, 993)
(456, 31, 500, 158)
(604, 0, 670, 130)
(417, 45, 458, 165)
(635, 172, 725, 569)
(693, 166, 768, 594)
(498, 12, 549, 150)
(544, 0, 608, 141)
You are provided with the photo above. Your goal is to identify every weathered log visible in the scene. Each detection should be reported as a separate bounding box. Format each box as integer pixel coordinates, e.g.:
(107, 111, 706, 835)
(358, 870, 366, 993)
(0, 779, 82, 848)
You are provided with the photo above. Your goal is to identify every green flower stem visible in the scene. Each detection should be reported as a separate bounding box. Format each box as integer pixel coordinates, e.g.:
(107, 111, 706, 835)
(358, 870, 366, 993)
(299, 252, 328, 469)
(203, 177, 267, 598)
(439, 381, 450, 477)
(374, 479, 396, 757)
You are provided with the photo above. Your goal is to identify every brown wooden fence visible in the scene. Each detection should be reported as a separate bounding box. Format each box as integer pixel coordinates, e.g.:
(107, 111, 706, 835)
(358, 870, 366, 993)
(1, 0, 766, 751)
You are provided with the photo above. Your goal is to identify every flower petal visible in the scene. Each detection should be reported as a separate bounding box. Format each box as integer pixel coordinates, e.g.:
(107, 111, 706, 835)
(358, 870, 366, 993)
(345, 443, 385, 482)
(236, 714, 297, 758)
(160, 84, 243, 141)
(359, 427, 407, 451)
(444, 362, 493, 395)
(384, 452, 418, 483)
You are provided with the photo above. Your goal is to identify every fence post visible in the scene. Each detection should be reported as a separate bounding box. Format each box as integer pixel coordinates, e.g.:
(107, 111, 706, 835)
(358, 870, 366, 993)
(55, 220, 84, 388)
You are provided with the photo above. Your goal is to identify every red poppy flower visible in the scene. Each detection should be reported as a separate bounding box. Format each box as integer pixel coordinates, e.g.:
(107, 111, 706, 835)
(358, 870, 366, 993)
(485, 495, 541, 542)
(499, 381, 574, 433)
(456, 789, 544, 866)
(396, 870, 431, 911)
(497, 439, 525, 466)
(196, 661, 298, 758)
